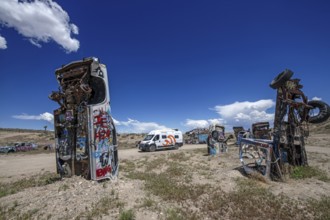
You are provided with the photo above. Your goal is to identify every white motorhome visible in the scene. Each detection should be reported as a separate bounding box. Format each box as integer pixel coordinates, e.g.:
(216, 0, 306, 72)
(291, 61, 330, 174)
(138, 129, 183, 152)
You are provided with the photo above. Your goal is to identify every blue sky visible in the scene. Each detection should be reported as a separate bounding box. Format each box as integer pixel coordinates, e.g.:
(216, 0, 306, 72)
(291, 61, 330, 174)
(0, 0, 329, 133)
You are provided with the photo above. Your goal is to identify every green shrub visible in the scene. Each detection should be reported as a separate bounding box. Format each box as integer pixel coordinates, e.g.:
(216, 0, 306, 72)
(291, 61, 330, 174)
(291, 166, 329, 181)
(119, 209, 135, 220)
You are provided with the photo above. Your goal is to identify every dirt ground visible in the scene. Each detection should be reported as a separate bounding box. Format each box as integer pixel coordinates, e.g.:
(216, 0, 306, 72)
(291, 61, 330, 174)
(0, 144, 205, 183)
(0, 128, 330, 219)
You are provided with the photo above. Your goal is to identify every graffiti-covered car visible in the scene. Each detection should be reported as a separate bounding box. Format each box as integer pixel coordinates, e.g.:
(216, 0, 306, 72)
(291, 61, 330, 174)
(207, 124, 233, 155)
(252, 122, 272, 140)
(0, 145, 16, 153)
(49, 57, 118, 181)
(14, 142, 37, 151)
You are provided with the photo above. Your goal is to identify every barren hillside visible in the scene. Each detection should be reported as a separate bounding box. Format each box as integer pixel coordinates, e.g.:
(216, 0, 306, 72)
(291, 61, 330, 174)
(307, 118, 330, 147)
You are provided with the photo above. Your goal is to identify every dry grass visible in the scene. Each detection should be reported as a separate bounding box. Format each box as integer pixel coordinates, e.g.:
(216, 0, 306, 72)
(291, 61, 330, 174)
(0, 172, 61, 198)
(76, 196, 125, 220)
(121, 152, 330, 220)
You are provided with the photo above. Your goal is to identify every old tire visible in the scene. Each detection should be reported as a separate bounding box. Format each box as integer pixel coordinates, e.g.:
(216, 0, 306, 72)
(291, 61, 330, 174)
(270, 69, 293, 89)
(308, 100, 330, 124)
(149, 144, 156, 152)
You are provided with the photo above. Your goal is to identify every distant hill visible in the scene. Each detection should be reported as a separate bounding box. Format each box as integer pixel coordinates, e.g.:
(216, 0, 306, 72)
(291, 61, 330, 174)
(0, 128, 54, 146)
(0, 128, 144, 149)
(0, 128, 48, 133)
(309, 118, 330, 134)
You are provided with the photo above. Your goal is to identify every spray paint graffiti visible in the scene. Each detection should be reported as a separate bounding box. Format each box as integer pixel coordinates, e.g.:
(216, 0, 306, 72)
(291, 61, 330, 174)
(93, 107, 115, 178)
(162, 135, 176, 146)
(50, 57, 119, 181)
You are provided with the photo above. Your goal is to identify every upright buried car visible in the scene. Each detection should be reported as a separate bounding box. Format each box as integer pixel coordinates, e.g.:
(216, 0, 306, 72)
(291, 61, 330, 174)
(49, 57, 118, 181)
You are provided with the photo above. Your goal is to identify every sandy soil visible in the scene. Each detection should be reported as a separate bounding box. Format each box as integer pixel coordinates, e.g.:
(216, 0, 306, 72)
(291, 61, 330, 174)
(0, 144, 206, 182)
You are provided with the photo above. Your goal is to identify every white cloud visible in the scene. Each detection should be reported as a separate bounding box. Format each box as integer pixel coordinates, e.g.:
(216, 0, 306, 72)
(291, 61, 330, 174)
(213, 100, 275, 124)
(184, 118, 225, 129)
(115, 118, 171, 133)
(12, 113, 167, 133)
(12, 112, 54, 123)
(112, 118, 121, 126)
(185, 100, 275, 131)
(0, 34, 7, 49)
(0, 0, 79, 52)
(312, 97, 322, 101)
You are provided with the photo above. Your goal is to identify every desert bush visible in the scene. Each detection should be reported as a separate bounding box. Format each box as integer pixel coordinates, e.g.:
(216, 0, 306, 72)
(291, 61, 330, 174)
(119, 209, 135, 220)
(291, 166, 329, 181)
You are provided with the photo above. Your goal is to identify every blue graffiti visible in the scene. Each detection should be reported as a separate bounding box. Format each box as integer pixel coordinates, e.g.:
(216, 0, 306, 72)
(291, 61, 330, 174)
(93, 151, 102, 158)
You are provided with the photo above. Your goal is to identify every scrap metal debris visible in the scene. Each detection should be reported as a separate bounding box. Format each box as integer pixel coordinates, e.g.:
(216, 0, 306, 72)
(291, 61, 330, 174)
(185, 128, 209, 144)
(207, 124, 233, 155)
(239, 69, 330, 180)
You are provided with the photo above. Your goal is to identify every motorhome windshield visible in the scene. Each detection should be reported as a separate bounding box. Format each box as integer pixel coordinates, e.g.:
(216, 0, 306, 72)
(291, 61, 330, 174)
(144, 135, 154, 141)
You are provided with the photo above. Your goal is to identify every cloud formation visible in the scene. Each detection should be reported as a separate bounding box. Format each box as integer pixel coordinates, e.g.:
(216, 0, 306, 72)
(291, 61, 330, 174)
(213, 99, 275, 124)
(184, 118, 224, 129)
(12, 112, 168, 133)
(0, 0, 79, 52)
(114, 118, 171, 133)
(312, 97, 322, 101)
(185, 99, 275, 131)
(0, 34, 7, 49)
(12, 112, 54, 123)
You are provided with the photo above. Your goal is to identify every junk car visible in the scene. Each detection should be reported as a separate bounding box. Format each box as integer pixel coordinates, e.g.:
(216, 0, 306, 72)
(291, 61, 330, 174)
(49, 57, 118, 181)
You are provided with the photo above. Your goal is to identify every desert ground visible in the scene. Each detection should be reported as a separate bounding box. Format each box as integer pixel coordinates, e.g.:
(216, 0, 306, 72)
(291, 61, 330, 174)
(0, 121, 330, 220)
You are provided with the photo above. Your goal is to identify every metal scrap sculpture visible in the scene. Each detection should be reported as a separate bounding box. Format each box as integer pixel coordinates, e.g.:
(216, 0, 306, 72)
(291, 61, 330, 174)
(49, 57, 119, 181)
(239, 69, 330, 180)
(185, 128, 209, 144)
(207, 124, 233, 155)
(233, 126, 246, 145)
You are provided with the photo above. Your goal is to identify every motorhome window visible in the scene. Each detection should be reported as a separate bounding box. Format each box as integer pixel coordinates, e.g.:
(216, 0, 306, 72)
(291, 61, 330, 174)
(162, 135, 167, 139)
(144, 135, 154, 141)
(154, 135, 160, 141)
(175, 135, 179, 138)
(88, 76, 106, 105)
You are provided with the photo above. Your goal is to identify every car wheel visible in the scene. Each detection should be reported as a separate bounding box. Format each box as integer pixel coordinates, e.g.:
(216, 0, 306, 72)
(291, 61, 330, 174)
(270, 69, 293, 89)
(149, 144, 156, 152)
